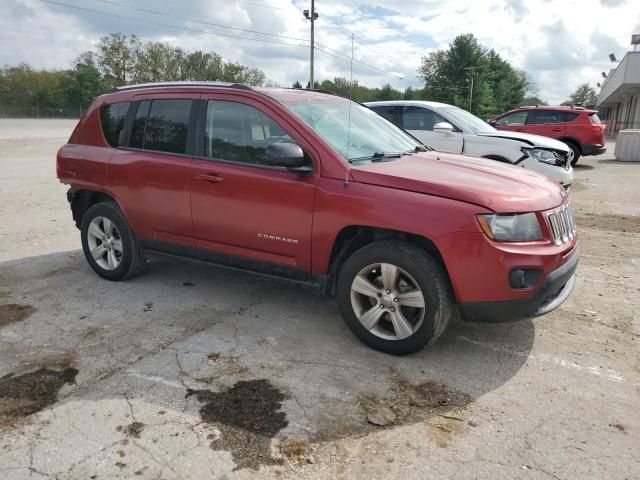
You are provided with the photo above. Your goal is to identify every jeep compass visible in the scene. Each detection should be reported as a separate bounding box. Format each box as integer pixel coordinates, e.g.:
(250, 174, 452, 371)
(57, 82, 579, 355)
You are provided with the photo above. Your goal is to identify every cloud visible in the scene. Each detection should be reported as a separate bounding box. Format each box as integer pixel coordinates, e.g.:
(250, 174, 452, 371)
(0, 0, 637, 104)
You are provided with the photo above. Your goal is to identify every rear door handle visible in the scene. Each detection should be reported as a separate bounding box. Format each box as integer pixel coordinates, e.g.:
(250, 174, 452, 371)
(195, 173, 224, 183)
(551, 128, 562, 132)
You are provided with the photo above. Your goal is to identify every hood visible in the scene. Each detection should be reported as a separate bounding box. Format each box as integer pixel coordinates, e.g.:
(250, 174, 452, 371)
(478, 131, 570, 151)
(350, 151, 565, 212)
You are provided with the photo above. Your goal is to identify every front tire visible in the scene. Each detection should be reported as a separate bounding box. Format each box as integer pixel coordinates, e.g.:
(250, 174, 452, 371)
(80, 202, 145, 281)
(336, 240, 453, 355)
(564, 141, 581, 166)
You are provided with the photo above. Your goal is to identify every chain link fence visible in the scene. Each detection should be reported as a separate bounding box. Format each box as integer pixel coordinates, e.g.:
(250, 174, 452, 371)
(0, 106, 84, 119)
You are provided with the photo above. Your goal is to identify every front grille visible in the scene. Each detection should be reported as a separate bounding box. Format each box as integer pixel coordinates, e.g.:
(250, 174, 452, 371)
(553, 150, 570, 169)
(547, 202, 576, 245)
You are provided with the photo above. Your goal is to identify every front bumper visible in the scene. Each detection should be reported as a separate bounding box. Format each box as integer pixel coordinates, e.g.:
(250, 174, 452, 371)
(581, 144, 606, 156)
(459, 244, 580, 323)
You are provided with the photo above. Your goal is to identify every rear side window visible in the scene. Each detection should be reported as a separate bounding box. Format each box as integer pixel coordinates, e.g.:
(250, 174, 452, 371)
(129, 99, 193, 154)
(402, 106, 448, 131)
(100, 102, 130, 147)
(590, 113, 602, 124)
(527, 110, 579, 124)
(204, 101, 294, 164)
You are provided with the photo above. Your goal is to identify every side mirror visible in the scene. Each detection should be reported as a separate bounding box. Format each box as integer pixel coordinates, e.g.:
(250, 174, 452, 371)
(264, 143, 312, 174)
(487, 119, 497, 126)
(433, 122, 454, 134)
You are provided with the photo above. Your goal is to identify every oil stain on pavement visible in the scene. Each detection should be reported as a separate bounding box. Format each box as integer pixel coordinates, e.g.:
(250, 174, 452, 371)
(187, 379, 288, 470)
(0, 303, 36, 327)
(0, 366, 78, 426)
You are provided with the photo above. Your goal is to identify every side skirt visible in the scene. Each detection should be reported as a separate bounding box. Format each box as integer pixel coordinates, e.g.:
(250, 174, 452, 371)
(139, 239, 329, 295)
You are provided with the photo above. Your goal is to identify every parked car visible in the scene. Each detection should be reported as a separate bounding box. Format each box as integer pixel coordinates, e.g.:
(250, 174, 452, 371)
(57, 82, 579, 355)
(489, 106, 606, 165)
(365, 100, 573, 187)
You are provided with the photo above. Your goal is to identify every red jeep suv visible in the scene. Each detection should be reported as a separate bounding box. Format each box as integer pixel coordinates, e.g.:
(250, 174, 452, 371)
(490, 106, 606, 165)
(57, 82, 579, 354)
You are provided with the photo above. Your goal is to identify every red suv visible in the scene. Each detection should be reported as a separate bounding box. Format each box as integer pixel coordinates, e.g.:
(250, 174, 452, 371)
(57, 82, 579, 354)
(490, 106, 606, 165)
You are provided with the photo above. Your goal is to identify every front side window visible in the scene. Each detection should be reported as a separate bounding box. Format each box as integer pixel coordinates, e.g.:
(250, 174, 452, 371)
(204, 101, 295, 164)
(100, 102, 130, 147)
(281, 96, 421, 161)
(128, 99, 192, 154)
(496, 111, 528, 126)
(402, 106, 448, 131)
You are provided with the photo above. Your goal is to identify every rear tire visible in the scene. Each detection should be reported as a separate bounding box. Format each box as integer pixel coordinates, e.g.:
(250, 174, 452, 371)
(336, 240, 453, 355)
(564, 141, 581, 166)
(80, 202, 145, 281)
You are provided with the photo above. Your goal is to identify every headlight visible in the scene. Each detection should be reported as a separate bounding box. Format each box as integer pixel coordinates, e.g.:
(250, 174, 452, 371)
(477, 213, 543, 242)
(522, 147, 557, 165)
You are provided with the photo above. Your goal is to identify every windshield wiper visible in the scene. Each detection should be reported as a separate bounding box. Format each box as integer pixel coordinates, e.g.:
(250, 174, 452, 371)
(349, 151, 405, 163)
(403, 145, 430, 155)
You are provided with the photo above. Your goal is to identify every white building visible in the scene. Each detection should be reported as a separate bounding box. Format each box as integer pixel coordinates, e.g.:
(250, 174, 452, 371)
(597, 45, 640, 138)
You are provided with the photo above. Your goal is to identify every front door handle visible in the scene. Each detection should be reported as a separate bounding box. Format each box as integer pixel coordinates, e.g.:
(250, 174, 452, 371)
(195, 173, 224, 183)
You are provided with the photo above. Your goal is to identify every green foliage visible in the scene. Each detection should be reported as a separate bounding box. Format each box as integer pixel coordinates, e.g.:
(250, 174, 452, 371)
(419, 34, 533, 117)
(298, 77, 421, 102)
(563, 83, 597, 107)
(0, 32, 268, 111)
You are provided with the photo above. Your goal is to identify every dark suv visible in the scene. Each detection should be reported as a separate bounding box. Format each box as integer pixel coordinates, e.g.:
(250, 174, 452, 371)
(490, 106, 606, 165)
(56, 82, 579, 354)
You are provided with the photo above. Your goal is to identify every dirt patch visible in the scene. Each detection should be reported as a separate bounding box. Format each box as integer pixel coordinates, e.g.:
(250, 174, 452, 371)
(356, 374, 471, 428)
(576, 213, 640, 233)
(187, 379, 288, 470)
(426, 415, 467, 448)
(196, 352, 248, 384)
(278, 438, 315, 464)
(118, 421, 145, 438)
(0, 303, 36, 327)
(0, 367, 78, 426)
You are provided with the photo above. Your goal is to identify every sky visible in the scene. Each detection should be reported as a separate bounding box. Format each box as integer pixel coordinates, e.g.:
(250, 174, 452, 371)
(0, 0, 639, 104)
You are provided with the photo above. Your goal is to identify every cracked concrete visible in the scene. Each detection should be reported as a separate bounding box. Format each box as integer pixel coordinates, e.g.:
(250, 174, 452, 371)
(0, 120, 639, 479)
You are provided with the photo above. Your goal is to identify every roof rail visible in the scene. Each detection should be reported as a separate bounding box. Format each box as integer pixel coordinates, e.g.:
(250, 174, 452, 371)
(107, 81, 252, 93)
(285, 87, 337, 96)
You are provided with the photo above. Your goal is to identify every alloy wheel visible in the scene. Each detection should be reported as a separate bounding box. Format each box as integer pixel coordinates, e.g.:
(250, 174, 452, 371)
(86, 216, 123, 270)
(350, 263, 425, 341)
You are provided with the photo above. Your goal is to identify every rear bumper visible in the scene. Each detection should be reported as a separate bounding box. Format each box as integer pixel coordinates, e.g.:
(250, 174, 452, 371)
(459, 244, 579, 323)
(581, 144, 606, 156)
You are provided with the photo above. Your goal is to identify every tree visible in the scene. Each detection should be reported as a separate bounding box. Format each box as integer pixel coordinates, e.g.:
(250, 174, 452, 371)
(521, 96, 547, 106)
(419, 34, 530, 117)
(563, 83, 597, 107)
(95, 33, 141, 86)
(292, 80, 302, 88)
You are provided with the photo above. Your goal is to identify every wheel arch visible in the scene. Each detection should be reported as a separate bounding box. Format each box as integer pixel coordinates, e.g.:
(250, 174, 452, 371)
(558, 137, 582, 154)
(69, 189, 121, 228)
(326, 225, 452, 296)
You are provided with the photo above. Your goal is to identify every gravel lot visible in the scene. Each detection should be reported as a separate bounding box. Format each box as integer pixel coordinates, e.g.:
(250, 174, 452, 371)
(1, 118, 639, 480)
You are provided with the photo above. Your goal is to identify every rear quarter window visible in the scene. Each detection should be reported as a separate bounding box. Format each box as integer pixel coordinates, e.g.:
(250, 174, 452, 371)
(100, 102, 130, 147)
(589, 113, 602, 124)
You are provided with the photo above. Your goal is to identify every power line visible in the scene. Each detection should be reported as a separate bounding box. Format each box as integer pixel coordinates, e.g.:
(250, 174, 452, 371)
(92, 0, 306, 42)
(38, 0, 308, 48)
(320, 15, 410, 73)
(40, 0, 423, 88)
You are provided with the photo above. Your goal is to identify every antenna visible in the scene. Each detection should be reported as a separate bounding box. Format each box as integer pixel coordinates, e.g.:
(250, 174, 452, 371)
(345, 33, 354, 163)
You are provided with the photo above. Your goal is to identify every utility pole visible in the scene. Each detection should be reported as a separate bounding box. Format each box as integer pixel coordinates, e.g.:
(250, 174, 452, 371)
(464, 67, 478, 112)
(303, 1, 318, 89)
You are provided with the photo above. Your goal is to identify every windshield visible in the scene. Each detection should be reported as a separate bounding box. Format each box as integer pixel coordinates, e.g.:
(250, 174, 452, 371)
(280, 96, 422, 162)
(440, 106, 496, 134)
